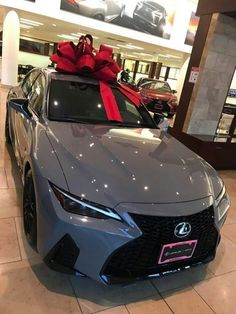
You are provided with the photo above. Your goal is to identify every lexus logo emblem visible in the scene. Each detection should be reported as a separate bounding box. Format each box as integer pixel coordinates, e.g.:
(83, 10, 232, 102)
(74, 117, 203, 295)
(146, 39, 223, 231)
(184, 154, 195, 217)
(174, 222, 191, 238)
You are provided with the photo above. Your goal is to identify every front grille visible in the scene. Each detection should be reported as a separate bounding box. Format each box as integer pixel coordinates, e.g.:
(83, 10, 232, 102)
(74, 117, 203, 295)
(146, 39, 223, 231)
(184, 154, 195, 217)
(146, 100, 170, 113)
(103, 207, 218, 279)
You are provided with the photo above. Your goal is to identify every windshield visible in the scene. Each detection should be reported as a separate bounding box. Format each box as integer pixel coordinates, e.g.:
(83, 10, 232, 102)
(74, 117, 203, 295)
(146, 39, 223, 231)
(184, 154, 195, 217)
(141, 81, 172, 93)
(48, 79, 156, 128)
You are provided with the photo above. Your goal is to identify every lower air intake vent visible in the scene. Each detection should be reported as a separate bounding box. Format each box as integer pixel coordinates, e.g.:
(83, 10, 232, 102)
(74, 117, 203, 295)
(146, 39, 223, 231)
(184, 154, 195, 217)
(44, 234, 79, 274)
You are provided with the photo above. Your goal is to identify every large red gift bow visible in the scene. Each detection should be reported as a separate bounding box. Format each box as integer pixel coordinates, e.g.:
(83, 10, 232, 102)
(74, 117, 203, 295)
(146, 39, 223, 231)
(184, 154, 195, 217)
(50, 35, 142, 121)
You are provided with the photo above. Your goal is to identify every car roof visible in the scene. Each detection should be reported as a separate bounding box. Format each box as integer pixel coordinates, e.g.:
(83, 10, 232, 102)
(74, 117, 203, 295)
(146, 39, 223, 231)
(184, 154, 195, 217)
(40, 67, 100, 84)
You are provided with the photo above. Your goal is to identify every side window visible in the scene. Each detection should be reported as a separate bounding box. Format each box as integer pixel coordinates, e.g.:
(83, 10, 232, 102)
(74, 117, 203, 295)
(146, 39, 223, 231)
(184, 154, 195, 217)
(28, 74, 46, 117)
(22, 71, 39, 97)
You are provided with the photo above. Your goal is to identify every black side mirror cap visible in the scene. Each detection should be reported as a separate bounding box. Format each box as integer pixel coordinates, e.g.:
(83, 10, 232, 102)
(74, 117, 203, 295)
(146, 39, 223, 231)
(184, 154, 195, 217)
(9, 98, 32, 119)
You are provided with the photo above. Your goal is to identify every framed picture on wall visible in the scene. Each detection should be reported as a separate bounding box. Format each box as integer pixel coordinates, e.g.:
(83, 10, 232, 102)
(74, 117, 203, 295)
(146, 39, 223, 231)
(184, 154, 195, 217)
(185, 11, 199, 46)
(60, 0, 177, 40)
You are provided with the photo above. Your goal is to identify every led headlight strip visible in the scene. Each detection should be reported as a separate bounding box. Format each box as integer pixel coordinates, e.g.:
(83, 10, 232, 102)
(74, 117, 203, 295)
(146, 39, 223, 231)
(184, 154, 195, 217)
(50, 182, 122, 221)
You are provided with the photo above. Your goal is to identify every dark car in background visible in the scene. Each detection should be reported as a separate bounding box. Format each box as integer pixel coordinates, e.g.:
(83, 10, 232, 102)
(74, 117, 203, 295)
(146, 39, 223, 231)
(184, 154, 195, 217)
(61, 0, 124, 21)
(133, 0, 167, 36)
(139, 79, 178, 117)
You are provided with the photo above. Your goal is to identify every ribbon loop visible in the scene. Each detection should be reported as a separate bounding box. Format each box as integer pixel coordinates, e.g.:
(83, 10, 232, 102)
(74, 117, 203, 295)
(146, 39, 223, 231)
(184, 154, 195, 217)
(50, 34, 142, 121)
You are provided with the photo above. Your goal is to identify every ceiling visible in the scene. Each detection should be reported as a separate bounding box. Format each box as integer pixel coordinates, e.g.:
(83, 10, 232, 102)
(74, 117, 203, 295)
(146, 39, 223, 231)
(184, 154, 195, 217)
(0, 7, 190, 67)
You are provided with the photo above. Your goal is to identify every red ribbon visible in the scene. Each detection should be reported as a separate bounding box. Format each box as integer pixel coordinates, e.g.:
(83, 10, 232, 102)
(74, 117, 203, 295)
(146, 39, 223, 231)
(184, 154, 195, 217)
(51, 35, 142, 121)
(100, 82, 122, 122)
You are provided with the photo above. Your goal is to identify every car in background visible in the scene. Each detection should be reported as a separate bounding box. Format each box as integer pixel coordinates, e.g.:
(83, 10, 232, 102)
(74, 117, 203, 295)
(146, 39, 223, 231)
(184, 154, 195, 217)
(5, 68, 229, 284)
(134, 0, 167, 36)
(139, 79, 178, 117)
(122, 0, 167, 37)
(60, 0, 124, 21)
(228, 89, 236, 98)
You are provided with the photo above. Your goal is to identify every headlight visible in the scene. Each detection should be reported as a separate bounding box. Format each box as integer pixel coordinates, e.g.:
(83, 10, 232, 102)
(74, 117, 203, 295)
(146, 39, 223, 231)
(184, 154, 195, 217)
(215, 185, 230, 221)
(50, 183, 122, 221)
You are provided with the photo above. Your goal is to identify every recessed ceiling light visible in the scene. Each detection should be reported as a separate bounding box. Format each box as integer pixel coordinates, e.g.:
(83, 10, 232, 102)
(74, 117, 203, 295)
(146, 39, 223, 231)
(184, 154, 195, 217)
(57, 34, 78, 40)
(20, 24, 33, 29)
(104, 44, 119, 49)
(134, 52, 153, 57)
(158, 53, 182, 59)
(70, 33, 99, 40)
(52, 24, 56, 27)
(20, 18, 43, 26)
(117, 44, 144, 50)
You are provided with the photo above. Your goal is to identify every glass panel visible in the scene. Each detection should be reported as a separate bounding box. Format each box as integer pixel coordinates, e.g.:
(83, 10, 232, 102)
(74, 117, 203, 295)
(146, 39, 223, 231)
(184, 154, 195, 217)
(216, 114, 234, 134)
(226, 71, 236, 106)
(216, 67, 236, 138)
(214, 137, 228, 142)
(123, 60, 135, 72)
(137, 62, 150, 74)
(160, 66, 167, 77)
(20, 38, 45, 55)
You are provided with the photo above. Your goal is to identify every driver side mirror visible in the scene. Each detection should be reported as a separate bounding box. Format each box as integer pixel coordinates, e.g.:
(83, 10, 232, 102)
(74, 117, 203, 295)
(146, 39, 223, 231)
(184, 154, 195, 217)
(153, 113, 169, 131)
(9, 98, 32, 119)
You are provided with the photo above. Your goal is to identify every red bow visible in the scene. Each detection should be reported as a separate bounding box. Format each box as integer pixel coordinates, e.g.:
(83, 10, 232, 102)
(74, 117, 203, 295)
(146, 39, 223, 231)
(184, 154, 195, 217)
(51, 35, 142, 121)
(50, 34, 120, 82)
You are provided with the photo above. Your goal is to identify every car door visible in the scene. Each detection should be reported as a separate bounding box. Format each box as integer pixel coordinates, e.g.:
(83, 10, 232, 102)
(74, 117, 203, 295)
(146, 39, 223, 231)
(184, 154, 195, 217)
(10, 70, 39, 163)
(105, 0, 123, 20)
(15, 72, 46, 167)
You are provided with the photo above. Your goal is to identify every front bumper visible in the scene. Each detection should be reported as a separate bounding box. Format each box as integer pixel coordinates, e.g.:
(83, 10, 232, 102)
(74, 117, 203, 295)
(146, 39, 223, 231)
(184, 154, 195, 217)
(35, 176, 223, 284)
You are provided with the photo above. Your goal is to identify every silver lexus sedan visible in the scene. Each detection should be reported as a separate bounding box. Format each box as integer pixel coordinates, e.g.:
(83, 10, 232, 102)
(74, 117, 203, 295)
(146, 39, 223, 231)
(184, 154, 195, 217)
(5, 68, 229, 284)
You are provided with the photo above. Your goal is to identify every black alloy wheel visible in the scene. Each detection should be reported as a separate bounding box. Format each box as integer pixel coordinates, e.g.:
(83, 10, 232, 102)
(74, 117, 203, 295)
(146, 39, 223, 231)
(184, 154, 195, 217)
(5, 110, 11, 144)
(23, 170, 37, 249)
(93, 14, 104, 21)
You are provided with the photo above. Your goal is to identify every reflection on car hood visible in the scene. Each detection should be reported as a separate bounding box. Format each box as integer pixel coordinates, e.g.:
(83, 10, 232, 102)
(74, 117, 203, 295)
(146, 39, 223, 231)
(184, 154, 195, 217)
(46, 122, 218, 208)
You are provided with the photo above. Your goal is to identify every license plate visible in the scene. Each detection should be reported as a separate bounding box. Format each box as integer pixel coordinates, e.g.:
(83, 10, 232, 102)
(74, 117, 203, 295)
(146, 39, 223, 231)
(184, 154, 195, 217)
(154, 104, 163, 110)
(158, 240, 198, 265)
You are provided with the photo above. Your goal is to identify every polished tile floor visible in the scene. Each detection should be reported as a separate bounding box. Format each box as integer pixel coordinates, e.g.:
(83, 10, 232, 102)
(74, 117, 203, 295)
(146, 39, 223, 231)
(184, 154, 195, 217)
(1, 86, 236, 314)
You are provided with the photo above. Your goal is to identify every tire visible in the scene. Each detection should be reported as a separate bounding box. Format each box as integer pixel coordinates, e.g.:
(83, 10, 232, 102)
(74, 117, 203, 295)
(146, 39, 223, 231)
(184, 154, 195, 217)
(156, 23, 164, 37)
(168, 113, 175, 118)
(23, 169, 37, 249)
(5, 109, 11, 144)
(93, 14, 104, 21)
(120, 6, 125, 18)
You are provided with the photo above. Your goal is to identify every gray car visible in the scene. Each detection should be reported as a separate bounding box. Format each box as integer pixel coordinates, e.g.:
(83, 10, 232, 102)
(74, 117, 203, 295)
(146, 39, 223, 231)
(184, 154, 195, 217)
(5, 68, 229, 284)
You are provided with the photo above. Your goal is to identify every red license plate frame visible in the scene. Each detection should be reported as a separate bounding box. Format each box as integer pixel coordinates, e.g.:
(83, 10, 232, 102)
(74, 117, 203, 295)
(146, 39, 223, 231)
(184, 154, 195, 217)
(158, 240, 198, 265)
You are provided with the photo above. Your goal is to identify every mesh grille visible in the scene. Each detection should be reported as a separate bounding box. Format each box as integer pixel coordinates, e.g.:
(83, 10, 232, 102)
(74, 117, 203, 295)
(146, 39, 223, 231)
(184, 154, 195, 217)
(103, 207, 218, 279)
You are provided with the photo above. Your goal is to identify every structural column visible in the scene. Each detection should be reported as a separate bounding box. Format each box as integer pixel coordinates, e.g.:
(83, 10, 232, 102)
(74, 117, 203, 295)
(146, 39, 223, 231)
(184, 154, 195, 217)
(149, 62, 157, 78)
(2, 10, 20, 86)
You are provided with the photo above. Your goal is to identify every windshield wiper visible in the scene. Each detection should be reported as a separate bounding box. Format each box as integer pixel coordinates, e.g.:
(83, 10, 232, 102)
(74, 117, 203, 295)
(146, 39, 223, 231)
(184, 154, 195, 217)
(106, 120, 147, 128)
(52, 118, 90, 124)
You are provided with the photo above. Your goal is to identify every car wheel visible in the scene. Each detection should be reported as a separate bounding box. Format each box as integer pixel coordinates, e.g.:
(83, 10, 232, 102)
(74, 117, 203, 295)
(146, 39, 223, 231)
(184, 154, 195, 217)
(120, 6, 125, 18)
(156, 23, 164, 37)
(93, 14, 104, 21)
(5, 109, 11, 144)
(23, 169, 37, 249)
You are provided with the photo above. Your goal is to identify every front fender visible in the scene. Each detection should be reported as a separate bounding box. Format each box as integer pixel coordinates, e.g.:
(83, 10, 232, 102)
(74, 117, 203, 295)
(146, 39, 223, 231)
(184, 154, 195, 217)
(23, 126, 68, 191)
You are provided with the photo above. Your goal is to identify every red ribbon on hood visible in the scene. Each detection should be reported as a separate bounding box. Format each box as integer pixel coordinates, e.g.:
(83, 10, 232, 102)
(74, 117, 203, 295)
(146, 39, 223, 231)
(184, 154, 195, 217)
(50, 34, 142, 121)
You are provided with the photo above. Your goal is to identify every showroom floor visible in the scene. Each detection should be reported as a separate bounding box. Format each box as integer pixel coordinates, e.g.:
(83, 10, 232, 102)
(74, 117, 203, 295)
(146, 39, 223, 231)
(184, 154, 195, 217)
(0, 87, 236, 314)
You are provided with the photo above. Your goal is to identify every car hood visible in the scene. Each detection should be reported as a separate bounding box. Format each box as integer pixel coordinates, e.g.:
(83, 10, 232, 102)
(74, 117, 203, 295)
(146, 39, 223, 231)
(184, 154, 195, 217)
(141, 89, 175, 101)
(46, 122, 220, 208)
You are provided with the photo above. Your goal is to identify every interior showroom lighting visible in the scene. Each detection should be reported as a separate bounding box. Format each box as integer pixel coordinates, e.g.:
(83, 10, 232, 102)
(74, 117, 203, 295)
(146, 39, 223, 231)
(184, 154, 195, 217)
(20, 18, 44, 26)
